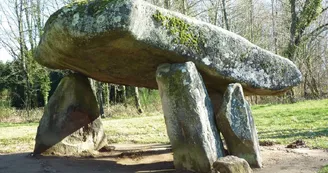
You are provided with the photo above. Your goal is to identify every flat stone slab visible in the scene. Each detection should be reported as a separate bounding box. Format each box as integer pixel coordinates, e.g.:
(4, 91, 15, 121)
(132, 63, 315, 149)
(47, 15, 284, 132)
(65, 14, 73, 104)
(35, 0, 302, 95)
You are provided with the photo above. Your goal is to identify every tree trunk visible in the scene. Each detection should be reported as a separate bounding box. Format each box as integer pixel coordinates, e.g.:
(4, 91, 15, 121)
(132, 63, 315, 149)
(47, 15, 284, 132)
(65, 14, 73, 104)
(103, 83, 110, 112)
(114, 85, 118, 104)
(164, 0, 170, 9)
(249, 0, 254, 42)
(285, 0, 297, 103)
(96, 82, 104, 118)
(122, 85, 127, 107)
(134, 87, 143, 114)
(221, 0, 230, 30)
(271, 0, 278, 54)
(16, 0, 30, 116)
(181, 0, 187, 14)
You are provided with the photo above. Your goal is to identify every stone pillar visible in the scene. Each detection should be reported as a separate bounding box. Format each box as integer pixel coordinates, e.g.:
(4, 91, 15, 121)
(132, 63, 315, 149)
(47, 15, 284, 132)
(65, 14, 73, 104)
(156, 62, 225, 173)
(216, 83, 262, 168)
(34, 73, 107, 155)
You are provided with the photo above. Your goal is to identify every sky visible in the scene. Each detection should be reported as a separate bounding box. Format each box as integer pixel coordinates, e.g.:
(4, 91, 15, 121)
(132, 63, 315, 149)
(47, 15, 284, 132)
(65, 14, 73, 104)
(0, 48, 12, 63)
(0, 5, 13, 63)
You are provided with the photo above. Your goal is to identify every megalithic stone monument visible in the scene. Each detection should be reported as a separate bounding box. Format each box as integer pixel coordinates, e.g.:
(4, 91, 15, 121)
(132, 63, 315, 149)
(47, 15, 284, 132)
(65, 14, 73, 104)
(35, 0, 301, 96)
(33, 0, 302, 170)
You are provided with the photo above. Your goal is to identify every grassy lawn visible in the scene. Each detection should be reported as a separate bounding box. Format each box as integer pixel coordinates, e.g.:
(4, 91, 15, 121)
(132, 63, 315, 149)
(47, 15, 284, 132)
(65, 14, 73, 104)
(253, 99, 328, 149)
(319, 165, 328, 173)
(0, 99, 327, 153)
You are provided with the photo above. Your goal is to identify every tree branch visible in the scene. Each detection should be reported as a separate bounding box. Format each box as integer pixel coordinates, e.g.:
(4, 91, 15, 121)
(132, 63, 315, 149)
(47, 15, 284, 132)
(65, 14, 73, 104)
(303, 23, 328, 41)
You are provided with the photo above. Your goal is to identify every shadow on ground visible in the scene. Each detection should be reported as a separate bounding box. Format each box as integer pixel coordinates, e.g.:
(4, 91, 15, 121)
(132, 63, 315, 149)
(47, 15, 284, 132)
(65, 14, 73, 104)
(258, 127, 328, 140)
(0, 144, 192, 173)
(1, 144, 327, 173)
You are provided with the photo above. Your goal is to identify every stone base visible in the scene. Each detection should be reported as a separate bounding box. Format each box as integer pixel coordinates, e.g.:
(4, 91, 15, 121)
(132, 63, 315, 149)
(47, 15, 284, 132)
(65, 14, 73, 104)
(213, 156, 253, 173)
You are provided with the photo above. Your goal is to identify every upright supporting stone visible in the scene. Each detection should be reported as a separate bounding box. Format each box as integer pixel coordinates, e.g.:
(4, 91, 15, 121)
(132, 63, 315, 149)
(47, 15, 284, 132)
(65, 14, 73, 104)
(34, 73, 107, 155)
(216, 83, 262, 168)
(156, 61, 225, 173)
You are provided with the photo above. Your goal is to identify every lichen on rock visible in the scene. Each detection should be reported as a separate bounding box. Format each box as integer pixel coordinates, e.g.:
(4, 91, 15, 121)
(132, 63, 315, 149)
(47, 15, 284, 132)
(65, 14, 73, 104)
(152, 10, 202, 51)
(33, 73, 107, 155)
(216, 83, 262, 168)
(35, 0, 302, 96)
(156, 61, 225, 173)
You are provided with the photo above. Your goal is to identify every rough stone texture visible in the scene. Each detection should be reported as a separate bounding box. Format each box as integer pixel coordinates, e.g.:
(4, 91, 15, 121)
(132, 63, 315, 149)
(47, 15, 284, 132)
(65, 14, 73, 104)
(34, 73, 107, 155)
(156, 61, 225, 173)
(216, 83, 262, 168)
(213, 156, 253, 173)
(41, 117, 107, 155)
(35, 0, 302, 96)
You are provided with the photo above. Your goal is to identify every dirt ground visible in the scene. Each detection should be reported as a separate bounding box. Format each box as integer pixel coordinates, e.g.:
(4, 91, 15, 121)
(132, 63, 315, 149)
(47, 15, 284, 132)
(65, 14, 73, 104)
(0, 144, 327, 173)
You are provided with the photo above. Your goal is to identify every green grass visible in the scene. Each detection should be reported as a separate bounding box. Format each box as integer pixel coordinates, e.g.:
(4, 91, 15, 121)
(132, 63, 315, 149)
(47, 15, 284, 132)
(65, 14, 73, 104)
(0, 99, 327, 153)
(0, 124, 38, 153)
(252, 99, 328, 149)
(319, 165, 328, 173)
(0, 108, 43, 123)
(103, 115, 169, 144)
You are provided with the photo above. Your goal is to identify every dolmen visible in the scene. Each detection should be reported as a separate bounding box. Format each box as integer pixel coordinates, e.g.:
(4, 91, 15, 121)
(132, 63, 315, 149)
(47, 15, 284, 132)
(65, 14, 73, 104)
(33, 0, 302, 172)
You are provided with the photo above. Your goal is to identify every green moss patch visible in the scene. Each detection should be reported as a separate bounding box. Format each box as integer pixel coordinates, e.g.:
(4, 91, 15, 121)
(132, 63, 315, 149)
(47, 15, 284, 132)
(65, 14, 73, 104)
(152, 10, 202, 51)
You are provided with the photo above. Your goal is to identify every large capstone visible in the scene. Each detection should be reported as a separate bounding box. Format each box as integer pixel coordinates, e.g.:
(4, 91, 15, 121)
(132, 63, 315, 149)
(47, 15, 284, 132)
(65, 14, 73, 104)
(35, 0, 302, 96)
(216, 83, 262, 168)
(156, 61, 225, 173)
(34, 73, 107, 155)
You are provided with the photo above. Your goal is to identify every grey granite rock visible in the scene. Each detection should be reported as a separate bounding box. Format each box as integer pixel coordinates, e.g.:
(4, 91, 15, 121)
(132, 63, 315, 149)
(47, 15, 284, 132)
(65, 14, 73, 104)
(213, 156, 253, 173)
(35, 0, 302, 95)
(156, 61, 225, 173)
(34, 73, 107, 155)
(216, 83, 262, 168)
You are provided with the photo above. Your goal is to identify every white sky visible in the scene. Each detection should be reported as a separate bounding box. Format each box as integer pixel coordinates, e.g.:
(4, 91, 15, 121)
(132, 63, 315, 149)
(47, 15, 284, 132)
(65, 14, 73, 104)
(0, 5, 13, 63)
(0, 48, 12, 62)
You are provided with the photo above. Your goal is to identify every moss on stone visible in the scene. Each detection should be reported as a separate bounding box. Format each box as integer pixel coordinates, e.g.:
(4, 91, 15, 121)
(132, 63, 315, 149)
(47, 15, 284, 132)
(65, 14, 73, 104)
(66, 0, 117, 15)
(45, 0, 119, 30)
(152, 10, 202, 51)
(240, 52, 248, 62)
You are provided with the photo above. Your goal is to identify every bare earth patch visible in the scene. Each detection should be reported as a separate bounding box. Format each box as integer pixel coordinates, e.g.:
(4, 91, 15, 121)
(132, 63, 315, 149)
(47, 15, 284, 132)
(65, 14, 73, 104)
(0, 144, 327, 173)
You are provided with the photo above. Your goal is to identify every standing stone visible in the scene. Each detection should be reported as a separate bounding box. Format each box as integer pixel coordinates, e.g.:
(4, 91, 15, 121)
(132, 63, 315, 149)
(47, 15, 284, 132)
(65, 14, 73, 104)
(34, 73, 107, 155)
(156, 61, 225, 173)
(216, 83, 262, 168)
(213, 156, 253, 173)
